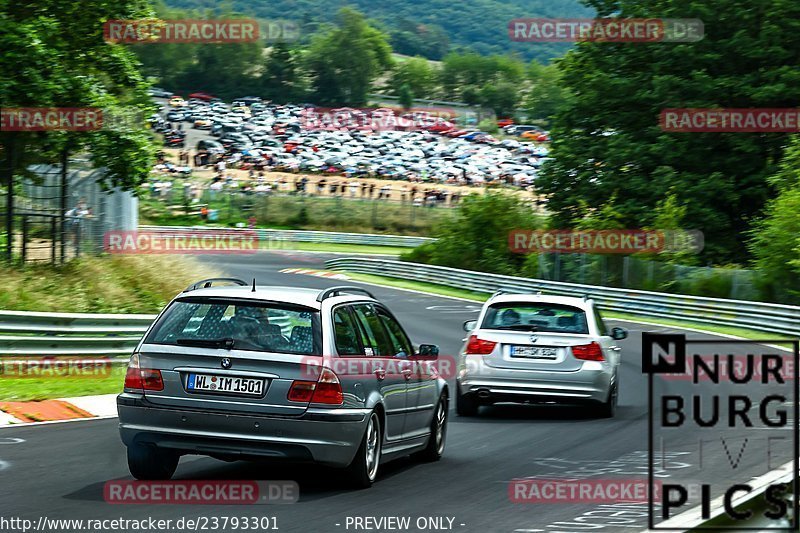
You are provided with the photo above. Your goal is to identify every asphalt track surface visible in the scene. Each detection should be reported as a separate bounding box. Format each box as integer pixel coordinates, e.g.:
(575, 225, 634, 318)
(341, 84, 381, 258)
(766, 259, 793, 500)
(0, 251, 795, 533)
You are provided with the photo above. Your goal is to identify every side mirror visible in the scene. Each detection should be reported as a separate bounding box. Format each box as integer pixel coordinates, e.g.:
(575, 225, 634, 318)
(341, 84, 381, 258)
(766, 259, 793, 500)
(463, 320, 477, 332)
(418, 344, 440, 357)
(611, 327, 628, 341)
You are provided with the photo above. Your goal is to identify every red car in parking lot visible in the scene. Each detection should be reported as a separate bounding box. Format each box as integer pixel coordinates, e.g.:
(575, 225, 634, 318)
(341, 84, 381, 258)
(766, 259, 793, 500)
(188, 92, 215, 102)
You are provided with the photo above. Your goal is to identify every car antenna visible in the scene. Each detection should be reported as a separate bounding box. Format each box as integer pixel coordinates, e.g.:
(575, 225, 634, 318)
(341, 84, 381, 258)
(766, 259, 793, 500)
(252, 278, 256, 292)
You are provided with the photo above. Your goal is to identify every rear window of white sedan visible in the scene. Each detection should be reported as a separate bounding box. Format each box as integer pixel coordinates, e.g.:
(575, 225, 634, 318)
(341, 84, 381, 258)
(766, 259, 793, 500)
(482, 303, 589, 334)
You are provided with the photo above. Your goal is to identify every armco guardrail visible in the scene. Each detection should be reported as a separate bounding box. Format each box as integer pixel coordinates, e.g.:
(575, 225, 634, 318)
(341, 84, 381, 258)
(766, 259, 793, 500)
(0, 310, 294, 358)
(325, 258, 800, 336)
(0, 310, 156, 357)
(141, 226, 435, 248)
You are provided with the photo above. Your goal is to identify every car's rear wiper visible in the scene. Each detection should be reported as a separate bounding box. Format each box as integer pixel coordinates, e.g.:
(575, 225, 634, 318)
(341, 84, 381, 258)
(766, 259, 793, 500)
(176, 337, 236, 349)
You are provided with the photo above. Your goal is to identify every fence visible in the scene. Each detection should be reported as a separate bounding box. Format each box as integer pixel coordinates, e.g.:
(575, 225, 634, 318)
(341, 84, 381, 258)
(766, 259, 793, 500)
(1, 162, 138, 264)
(141, 225, 434, 248)
(324, 257, 800, 336)
(142, 190, 454, 235)
(0, 212, 106, 264)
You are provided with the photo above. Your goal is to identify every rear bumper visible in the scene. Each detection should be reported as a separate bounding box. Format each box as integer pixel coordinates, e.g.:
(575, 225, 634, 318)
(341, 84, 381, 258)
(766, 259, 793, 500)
(117, 393, 369, 467)
(457, 357, 612, 404)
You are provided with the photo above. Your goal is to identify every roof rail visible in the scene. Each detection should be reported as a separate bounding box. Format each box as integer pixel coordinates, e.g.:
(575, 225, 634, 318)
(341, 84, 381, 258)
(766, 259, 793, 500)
(316, 286, 376, 302)
(490, 288, 542, 299)
(183, 278, 248, 292)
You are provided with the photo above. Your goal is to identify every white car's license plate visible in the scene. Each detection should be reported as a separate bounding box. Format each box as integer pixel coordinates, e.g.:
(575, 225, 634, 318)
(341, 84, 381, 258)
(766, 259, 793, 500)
(186, 373, 265, 396)
(511, 346, 558, 359)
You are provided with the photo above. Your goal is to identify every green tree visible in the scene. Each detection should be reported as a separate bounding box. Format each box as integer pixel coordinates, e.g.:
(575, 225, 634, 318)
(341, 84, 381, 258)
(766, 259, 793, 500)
(479, 81, 518, 118)
(538, 0, 800, 263)
(403, 192, 542, 275)
(397, 83, 414, 110)
(305, 8, 393, 106)
(749, 136, 800, 301)
(391, 57, 437, 100)
(260, 42, 304, 103)
(524, 60, 568, 123)
(440, 53, 525, 101)
(0, 0, 156, 260)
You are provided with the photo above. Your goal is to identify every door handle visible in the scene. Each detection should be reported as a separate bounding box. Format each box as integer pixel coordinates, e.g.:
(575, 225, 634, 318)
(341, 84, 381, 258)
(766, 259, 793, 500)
(401, 368, 413, 380)
(374, 368, 386, 380)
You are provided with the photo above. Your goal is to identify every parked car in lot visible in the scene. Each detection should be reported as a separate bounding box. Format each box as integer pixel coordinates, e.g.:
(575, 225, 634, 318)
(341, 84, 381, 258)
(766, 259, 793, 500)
(521, 130, 550, 142)
(188, 91, 215, 102)
(118, 281, 449, 487)
(168, 96, 187, 107)
(456, 292, 626, 418)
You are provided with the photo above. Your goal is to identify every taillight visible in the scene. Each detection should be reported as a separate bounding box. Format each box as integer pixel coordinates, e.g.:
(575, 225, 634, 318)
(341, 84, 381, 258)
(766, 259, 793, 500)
(571, 342, 604, 361)
(287, 381, 316, 402)
(123, 353, 164, 391)
(465, 335, 497, 355)
(287, 367, 343, 405)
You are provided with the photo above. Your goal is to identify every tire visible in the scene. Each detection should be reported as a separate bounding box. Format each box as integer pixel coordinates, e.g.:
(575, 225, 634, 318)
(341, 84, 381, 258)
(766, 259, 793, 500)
(127, 444, 179, 480)
(594, 381, 618, 418)
(415, 395, 448, 462)
(456, 389, 479, 417)
(345, 411, 382, 489)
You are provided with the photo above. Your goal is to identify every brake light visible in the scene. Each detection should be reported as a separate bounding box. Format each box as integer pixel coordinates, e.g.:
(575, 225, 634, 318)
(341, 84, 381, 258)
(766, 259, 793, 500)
(571, 342, 604, 361)
(123, 353, 164, 391)
(287, 367, 343, 405)
(466, 335, 497, 355)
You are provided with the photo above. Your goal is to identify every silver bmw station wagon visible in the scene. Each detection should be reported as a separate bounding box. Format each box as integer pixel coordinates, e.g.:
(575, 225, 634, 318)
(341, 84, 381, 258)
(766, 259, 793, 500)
(118, 279, 448, 487)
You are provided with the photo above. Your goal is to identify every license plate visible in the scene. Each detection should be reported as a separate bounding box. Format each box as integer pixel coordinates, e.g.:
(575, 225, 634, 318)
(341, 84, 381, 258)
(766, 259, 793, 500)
(186, 373, 265, 396)
(510, 346, 558, 359)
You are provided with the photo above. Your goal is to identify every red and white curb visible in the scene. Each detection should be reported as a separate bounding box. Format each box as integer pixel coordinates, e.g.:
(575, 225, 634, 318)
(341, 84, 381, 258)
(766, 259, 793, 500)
(0, 393, 118, 426)
(279, 268, 350, 280)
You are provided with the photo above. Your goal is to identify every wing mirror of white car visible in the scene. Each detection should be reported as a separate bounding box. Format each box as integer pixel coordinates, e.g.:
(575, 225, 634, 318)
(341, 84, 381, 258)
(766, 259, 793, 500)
(463, 320, 477, 332)
(418, 344, 440, 357)
(611, 327, 628, 341)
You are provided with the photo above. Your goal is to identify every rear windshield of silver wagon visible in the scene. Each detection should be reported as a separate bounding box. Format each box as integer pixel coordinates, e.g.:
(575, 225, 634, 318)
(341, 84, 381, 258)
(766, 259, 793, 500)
(482, 302, 589, 334)
(145, 297, 321, 355)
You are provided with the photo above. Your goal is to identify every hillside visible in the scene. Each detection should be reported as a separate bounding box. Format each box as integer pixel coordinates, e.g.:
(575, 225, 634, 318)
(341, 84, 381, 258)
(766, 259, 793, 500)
(164, 0, 594, 62)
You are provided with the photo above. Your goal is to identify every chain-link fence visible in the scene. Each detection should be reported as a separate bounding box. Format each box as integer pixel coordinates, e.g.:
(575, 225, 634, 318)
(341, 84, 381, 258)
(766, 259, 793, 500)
(1, 162, 137, 264)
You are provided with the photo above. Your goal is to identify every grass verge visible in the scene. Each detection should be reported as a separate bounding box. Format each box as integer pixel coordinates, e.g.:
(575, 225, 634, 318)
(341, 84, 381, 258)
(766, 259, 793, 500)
(0, 365, 125, 402)
(0, 255, 224, 313)
(343, 272, 796, 342)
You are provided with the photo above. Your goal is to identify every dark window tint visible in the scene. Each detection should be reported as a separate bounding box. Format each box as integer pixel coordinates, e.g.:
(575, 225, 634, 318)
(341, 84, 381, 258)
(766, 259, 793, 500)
(146, 298, 320, 354)
(352, 304, 394, 357)
(376, 308, 413, 358)
(482, 303, 589, 335)
(333, 307, 363, 355)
